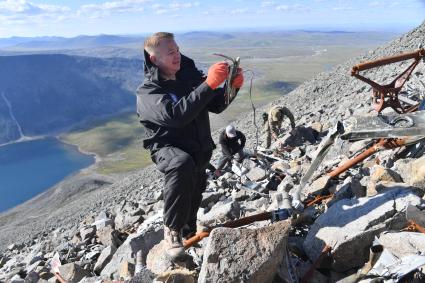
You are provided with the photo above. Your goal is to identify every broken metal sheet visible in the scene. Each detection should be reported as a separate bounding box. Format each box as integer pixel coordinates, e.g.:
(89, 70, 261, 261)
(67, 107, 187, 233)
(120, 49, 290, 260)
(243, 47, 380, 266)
(368, 253, 425, 281)
(291, 121, 344, 211)
(341, 110, 425, 140)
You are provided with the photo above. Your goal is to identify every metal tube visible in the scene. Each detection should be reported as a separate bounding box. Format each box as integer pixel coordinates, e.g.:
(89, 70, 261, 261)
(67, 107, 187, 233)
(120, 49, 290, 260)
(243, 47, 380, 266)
(352, 49, 424, 74)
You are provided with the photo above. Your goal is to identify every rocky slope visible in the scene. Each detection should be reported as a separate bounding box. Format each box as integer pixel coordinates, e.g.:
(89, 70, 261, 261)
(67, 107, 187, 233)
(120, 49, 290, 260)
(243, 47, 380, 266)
(1, 21, 425, 282)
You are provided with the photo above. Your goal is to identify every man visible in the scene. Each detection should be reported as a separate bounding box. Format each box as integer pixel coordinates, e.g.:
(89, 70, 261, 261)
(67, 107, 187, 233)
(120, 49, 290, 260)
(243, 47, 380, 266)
(136, 32, 243, 261)
(215, 125, 246, 176)
(264, 105, 295, 148)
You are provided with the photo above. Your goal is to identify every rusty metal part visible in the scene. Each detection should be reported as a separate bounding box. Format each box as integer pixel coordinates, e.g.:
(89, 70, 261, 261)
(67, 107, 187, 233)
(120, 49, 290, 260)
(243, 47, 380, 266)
(402, 220, 425, 234)
(300, 245, 332, 283)
(304, 194, 334, 207)
(328, 138, 406, 178)
(351, 49, 425, 113)
(183, 208, 292, 249)
(54, 273, 68, 283)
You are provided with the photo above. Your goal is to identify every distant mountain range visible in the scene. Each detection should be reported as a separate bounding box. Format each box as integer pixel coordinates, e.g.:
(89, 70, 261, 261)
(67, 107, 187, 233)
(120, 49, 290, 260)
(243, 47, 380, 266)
(0, 32, 238, 50)
(0, 54, 143, 144)
(0, 35, 144, 50)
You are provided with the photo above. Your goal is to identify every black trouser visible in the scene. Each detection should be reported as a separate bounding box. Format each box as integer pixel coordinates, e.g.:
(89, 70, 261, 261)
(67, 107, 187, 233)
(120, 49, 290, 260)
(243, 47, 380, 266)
(216, 148, 245, 171)
(151, 146, 212, 231)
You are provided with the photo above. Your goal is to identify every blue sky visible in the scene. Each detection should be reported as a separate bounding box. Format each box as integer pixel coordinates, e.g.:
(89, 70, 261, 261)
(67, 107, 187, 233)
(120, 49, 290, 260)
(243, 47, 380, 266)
(0, 0, 424, 37)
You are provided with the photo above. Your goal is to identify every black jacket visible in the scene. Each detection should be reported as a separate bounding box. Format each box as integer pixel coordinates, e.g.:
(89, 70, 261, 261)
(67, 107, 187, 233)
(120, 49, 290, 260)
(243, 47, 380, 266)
(219, 130, 246, 156)
(137, 50, 230, 154)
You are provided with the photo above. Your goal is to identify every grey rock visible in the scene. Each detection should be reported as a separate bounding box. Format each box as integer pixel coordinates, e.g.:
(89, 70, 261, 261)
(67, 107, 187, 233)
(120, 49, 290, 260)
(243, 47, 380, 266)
(92, 218, 114, 230)
(128, 266, 155, 283)
(10, 274, 25, 283)
(24, 271, 39, 283)
(153, 190, 163, 201)
(96, 226, 121, 247)
(246, 167, 267, 182)
(304, 188, 422, 272)
(200, 200, 241, 226)
(0, 255, 9, 268)
(114, 212, 144, 231)
(94, 245, 116, 274)
(393, 155, 425, 189)
(101, 213, 163, 279)
(201, 191, 224, 208)
(198, 220, 291, 283)
(379, 231, 425, 258)
(58, 263, 90, 283)
(80, 226, 96, 242)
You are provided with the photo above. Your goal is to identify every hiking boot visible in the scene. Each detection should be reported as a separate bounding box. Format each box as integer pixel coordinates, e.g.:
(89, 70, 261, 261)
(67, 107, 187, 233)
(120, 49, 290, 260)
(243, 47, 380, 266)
(164, 226, 186, 261)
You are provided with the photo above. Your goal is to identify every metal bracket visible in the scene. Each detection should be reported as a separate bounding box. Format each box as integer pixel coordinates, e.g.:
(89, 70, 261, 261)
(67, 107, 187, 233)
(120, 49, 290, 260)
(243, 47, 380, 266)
(351, 49, 425, 113)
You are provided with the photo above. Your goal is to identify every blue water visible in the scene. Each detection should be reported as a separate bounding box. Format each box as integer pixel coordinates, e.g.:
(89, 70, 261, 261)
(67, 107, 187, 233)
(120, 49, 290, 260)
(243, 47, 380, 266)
(0, 137, 94, 213)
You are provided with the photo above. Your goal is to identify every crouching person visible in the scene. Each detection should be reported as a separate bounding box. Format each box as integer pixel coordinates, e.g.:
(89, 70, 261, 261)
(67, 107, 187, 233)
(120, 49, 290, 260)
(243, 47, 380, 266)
(215, 125, 247, 176)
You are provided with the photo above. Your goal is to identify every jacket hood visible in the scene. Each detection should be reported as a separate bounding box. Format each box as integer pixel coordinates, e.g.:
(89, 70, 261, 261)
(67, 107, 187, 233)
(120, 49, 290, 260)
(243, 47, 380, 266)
(143, 49, 204, 84)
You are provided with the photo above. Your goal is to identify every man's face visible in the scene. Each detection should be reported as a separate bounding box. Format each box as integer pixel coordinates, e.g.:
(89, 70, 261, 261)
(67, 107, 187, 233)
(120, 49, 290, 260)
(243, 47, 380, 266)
(150, 38, 181, 77)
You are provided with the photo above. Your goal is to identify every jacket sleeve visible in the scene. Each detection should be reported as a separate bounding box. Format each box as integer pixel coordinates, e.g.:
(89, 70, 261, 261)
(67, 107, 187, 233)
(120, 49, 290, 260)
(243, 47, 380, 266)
(238, 131, 246, 149)
(137, 82, 215, 128)
(282, 107, 296, 129)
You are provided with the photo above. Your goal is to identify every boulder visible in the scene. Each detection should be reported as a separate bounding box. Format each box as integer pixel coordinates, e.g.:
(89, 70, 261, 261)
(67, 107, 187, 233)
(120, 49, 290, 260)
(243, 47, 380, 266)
(80, 226, 96, 242)
(92, 218, 114, 230)
(114, 212, 144, 231)
(201, 191, 224, 208)
(198, 220, 291, 283)
(199, 200, 241, 226)
(94, 245, 116, 274)
(58, 263, 90, 283)
(96, 226, 121, 247)
(155, 268, 197, 283)
(101, 213, 163, 279)
(246, 167, 267, 182)
(393, 156, 425, 189)
(304, 188, 422, 272)
(379, 231, 425, 258)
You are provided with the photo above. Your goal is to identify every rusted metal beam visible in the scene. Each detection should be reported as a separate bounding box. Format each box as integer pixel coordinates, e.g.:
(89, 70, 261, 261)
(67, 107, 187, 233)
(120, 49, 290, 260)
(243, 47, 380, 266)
(351, 49, 425, 74)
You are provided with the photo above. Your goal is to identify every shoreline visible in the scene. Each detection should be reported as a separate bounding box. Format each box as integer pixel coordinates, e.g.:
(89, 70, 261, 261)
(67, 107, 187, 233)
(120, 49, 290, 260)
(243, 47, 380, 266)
(0, 135, 101, 214)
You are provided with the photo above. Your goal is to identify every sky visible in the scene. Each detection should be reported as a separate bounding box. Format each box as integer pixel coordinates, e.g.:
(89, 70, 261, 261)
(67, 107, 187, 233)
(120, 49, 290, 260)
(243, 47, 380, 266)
(0, 0, 424, 38)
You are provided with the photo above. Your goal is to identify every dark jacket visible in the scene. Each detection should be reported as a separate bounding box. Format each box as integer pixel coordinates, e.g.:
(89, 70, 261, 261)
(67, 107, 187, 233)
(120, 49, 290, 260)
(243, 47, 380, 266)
(219, 130, 246, 156)
(137, 50, 230, 154)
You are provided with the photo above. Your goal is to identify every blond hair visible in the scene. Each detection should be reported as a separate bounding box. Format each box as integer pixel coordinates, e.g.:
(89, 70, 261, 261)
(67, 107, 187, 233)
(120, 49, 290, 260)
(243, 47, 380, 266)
(144, 32, 174, 55)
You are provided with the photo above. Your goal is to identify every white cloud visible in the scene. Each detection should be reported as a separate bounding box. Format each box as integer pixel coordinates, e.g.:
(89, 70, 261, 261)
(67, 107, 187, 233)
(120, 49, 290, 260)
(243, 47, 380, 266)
(0, 0, 70, 15)
(152, 1, 200, 15)
(230, 8, 249, 14)
(275, 4, 309, 12)
(78, 0, 151, 18)
(261, 1, 275, 8)
(0, 0, 70, 26)
(276, 5, 289, 11)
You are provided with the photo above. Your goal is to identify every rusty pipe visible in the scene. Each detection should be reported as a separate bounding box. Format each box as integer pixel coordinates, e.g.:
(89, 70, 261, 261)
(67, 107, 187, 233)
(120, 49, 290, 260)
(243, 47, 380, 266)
(351, 49, 425, 74)
(183, 211, 274, 249)
(328, 138, 408, 178)
(183, 231, 210, 249)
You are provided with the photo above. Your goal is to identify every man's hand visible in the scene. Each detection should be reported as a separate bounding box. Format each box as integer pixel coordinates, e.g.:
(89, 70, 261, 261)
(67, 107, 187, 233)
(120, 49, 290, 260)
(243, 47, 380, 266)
(231, 68, 244, 88)
(206, 62, 229, 90)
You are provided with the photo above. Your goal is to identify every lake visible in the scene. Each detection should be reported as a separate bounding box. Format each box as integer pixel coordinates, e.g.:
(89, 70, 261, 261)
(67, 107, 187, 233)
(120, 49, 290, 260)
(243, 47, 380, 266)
(0, 137, 94, 212)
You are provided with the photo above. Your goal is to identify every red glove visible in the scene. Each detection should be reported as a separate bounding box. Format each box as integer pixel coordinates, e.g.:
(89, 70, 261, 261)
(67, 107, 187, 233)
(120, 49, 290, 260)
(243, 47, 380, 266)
(231, 68, 244, 88)
(206, 62, 229, 90)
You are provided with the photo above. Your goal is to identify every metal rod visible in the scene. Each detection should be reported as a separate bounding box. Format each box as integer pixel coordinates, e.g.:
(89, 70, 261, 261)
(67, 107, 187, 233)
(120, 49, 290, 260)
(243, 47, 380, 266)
(352, 49, 425, 74)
